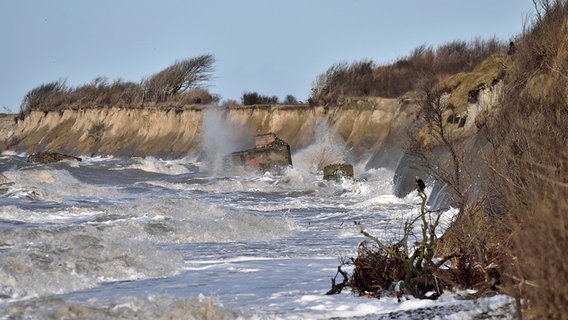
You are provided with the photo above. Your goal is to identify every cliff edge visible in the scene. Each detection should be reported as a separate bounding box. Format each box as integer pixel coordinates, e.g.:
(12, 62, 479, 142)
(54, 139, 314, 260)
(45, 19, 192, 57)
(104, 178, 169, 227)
(0, 99, 417, 160)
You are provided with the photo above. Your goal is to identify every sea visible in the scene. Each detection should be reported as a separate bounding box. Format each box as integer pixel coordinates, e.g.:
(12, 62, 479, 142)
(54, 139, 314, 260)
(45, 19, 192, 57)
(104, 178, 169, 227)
(0, 121, 514, 319)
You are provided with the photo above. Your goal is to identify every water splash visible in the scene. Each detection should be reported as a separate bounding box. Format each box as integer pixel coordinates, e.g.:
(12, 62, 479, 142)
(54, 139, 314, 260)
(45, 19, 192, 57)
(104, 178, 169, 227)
(201, 108, 253, 175)
(293, 118, 352, 173)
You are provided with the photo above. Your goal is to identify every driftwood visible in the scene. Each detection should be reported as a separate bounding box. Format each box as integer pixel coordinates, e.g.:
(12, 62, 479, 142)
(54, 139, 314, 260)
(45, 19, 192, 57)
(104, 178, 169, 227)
(327, 187, 502, 299)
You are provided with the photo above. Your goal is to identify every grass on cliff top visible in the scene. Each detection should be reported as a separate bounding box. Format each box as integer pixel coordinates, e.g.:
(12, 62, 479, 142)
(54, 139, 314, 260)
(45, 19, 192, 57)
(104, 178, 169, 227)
(437, 54, 509, 113)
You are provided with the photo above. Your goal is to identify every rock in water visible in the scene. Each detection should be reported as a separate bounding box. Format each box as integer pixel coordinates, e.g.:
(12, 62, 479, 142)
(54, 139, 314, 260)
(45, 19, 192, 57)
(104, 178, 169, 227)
(27, 152, 82, 163)
(323, 163, 354, 182)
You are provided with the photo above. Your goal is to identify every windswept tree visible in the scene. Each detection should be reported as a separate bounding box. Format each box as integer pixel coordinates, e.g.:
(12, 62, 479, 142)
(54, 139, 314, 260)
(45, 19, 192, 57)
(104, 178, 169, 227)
(20, 79, 69, 114)
(142, 54, 215, 102)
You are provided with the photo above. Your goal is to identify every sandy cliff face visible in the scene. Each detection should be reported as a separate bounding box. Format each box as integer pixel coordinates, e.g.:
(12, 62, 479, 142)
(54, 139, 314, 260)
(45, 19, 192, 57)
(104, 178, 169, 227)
(4, 108, 204, 157)
(1, 98, 417, 160)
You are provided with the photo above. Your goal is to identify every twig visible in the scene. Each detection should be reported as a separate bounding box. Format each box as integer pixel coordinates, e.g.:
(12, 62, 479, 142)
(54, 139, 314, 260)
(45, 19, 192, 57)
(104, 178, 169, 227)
(326, 266, 349, 295)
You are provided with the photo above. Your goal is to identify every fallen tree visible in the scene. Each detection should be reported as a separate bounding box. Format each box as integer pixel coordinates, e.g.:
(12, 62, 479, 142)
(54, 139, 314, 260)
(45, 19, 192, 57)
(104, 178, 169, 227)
(327, 188, 502, 300)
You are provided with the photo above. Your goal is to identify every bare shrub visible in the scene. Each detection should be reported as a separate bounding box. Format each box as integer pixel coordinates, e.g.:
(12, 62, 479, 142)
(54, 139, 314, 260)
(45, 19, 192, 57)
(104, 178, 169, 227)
(109, 80, 143, 105)
(413, 78, 467, 211)
(283, 94, 299, 104)
(350, 242, 407, 296)
(241, 92, 279, 105)
(330, 190, 496, 300)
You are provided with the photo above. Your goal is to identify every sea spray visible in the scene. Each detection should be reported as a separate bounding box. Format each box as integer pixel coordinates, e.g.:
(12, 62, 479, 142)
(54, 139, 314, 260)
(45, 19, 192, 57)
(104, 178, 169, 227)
(293, 118, 352, 173)
(201, 108, 253, 175)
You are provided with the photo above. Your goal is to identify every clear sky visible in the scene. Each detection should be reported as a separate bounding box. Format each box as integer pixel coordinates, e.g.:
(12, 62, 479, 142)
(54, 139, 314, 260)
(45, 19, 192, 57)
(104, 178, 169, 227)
(0, 1, 533, 113)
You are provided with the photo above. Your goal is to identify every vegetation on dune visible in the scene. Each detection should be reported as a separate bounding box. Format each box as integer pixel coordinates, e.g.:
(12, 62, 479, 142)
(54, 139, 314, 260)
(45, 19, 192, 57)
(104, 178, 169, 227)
(309, 37, 508, 106)
(241, 91, 279, 105)
(19, 54, 219, 117)
(18, 54, 303, 118)
(240, 92, 300, 105)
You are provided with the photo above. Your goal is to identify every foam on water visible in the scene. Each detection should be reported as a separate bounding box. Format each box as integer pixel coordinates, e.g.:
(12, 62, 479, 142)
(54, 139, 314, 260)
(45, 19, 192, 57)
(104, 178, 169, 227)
(0, 150, 26, 158)
(0, 294, 244, 320)
(0, 148, 509, 318)
(0, 205, 105, 225)
(2, 168, 122, 203)
(104, 197, 298, 243)
(120, 156, 191, 175)
(0, 222, 185, 301)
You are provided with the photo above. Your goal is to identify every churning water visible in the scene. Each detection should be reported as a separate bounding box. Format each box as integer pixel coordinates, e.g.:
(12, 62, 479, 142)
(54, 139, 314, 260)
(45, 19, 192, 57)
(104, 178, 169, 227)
(0, 122, 511, 319)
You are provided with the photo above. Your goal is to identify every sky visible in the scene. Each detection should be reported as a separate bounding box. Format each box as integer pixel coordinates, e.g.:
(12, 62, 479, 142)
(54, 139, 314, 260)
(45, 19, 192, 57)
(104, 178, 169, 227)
(0, 0, 534, 113)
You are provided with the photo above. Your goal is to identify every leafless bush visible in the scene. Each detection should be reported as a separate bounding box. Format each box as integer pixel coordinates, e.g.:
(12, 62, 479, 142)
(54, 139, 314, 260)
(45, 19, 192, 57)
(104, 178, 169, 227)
(413, 77, 467, 211)
(283, 95, 299, 104)
(310, 60, 374, 105)
(241, 91, 279, 105)
(48, 78, 143, 109)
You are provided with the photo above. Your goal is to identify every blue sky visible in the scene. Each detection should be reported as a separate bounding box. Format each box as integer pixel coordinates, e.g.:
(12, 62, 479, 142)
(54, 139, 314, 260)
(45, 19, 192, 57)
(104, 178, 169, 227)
(0, 1, 533, 113)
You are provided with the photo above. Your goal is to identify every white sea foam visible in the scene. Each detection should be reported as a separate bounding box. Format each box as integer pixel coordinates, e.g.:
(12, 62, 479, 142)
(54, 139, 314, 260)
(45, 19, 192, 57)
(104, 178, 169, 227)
(2, 168, 121, 203)
(121, 156, 190, 175)
(0, 150, 26, 157)
(0, 223, 185, 301)
(0, 205, 105, 224)
(102, 197, 298, 243)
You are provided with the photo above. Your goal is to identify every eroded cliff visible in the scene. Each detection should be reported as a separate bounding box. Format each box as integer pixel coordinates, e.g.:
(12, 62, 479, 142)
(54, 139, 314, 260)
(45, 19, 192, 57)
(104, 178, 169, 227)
(0, 98, 418, 161)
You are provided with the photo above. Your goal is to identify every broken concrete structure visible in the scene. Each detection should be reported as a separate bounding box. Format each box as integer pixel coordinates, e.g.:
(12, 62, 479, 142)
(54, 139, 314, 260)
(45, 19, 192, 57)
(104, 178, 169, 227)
(230, 133, 292, 173)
